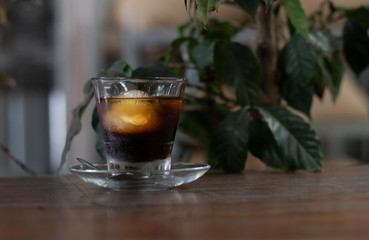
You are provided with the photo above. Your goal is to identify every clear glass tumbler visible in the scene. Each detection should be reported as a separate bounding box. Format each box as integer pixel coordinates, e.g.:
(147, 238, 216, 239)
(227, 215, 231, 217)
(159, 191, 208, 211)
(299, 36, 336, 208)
(92, 77, 186, 173)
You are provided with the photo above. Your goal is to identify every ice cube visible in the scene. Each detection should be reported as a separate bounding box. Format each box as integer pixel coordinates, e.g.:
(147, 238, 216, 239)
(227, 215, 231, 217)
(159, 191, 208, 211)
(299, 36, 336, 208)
(115, 90, 149, 98)
(102, 98, 160, 134)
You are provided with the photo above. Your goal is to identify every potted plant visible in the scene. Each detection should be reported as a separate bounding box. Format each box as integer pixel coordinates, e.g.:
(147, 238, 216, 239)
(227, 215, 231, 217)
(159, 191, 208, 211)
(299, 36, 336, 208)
(60, 0, 369, 173)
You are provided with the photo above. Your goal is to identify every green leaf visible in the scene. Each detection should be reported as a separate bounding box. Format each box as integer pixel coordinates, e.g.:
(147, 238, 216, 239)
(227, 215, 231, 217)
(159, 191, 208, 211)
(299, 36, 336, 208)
(212, 108, 249, 173)
(343, 18, 369, 76)
(205, 145, 222, 170)
(201, 19, 240, 40)
(222, 42, 260, 106)
(179, 109, 214, 144)
(281, 33, 317, 83)
(214, 40, 227, 83)
(185, 0, 221, 25)
(197, 0, 209, 24)
(280, 76, 313, 117)
(192, 39, 215, 70)
(279, 34, 317, 115)
(282, 0, 309, 37)
(132, 62, 177, 78)
(164, 37, 197, 64)
(101, 60, 132, 77)
(309, 70, 325, 99)
(327, 52, 343, 100)
(179, 103, 229, 144)
(257, 106, 323, 171)
(178, 21, 191, 37)
(92, 107, 106, 161)
(249, 118, 289, 170)
(165, 37, 188, 64)
(209, 0, 221, 12)
(234, 0, 260, 17)
(347, 6, 369, 28)
(59, 80, 94, 173)
(91, 106, 99, 130)
(308, 30, 339, 57)
(315, 53, 343, 102)
(307, 29, 343, 101)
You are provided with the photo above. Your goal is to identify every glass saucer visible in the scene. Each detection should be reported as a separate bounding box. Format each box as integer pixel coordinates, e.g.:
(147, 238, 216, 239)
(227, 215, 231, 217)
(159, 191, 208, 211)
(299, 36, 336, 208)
(69, 162, 210, 191)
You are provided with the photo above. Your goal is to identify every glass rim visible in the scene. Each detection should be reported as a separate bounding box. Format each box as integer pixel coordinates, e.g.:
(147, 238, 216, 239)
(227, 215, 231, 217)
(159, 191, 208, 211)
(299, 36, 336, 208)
(91, 76, 186, 83)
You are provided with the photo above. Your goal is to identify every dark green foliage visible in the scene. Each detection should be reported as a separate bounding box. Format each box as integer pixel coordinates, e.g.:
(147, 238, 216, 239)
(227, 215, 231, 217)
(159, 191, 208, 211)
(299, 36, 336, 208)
(201, 19, 240, 40)
(179, 107, 218, 145)
(281, 34, 317, 83)
(343, 18, 369, 76)
(92, 107, 105, 161)
(61, 1, 368, 174)
(184, 0, 222, 24)
(164, 37, 198, 64)
(256, 107, 322, 171)
(234, 0, 260, 17)
(308, 29, 343, 101)
(101, 60, 132, 77)
(248, 117, 288, 169)
(282, 0, 309, 37)
(279, 34, 316, 116)
(314, 52, 343, 101)
(133, 62, 177, 78)
(347, 6, 369, 28)
(211, 108, 249, 172)
(280, 76, 314, 118)
(221, 42, 260, 106)
(192, 40, 215, 70)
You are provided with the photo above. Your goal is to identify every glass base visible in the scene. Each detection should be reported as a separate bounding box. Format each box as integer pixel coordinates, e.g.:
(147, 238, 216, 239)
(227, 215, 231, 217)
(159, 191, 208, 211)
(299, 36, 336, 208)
(107, 157, 171, 172)
(70, 162, 211, 191)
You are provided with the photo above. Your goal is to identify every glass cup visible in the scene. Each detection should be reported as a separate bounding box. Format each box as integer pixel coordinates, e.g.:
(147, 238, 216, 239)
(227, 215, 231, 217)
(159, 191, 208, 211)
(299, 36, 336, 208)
(92, 77, 186, 174)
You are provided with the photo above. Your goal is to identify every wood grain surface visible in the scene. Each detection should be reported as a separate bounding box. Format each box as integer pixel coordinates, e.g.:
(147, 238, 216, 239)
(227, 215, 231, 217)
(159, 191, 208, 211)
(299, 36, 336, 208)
(1, 164, 369, 240)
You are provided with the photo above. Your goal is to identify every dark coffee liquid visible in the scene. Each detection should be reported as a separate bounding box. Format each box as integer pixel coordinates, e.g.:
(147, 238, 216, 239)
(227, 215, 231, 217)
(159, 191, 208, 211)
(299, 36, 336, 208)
(96, 97, 182, 163)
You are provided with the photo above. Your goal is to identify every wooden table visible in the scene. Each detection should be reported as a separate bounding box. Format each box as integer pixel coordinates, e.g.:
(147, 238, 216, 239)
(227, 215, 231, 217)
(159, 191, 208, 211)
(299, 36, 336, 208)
(1, 164, 369, 240)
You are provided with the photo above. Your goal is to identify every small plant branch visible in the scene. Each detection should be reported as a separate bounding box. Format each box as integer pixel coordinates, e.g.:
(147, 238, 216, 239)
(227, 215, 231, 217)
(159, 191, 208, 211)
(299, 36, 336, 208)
(0, 142, 38, 176)
(326, 13, 346, 24)
(308, 0, 347, 28)
(202, 67, 219, 126)
(167, 62, 196, 70)
(216, 89, 237, 106)
(186, 82, 238, 106)
(220, 0, 237, 6)
(253, 2, 280, 105)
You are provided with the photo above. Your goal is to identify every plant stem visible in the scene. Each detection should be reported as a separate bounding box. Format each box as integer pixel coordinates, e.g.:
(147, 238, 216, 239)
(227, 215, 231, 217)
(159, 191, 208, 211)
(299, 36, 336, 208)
(253, 2, 280, 105)
(0, 142, 38, 176)
(221, 0, 237, 6)
(203, 68, 219, 126)
(186, 82, 237, 106)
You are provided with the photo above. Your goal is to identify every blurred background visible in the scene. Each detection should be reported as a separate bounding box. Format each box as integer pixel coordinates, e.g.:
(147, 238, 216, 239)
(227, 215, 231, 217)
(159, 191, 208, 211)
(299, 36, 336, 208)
(0, 0, 368, 176)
